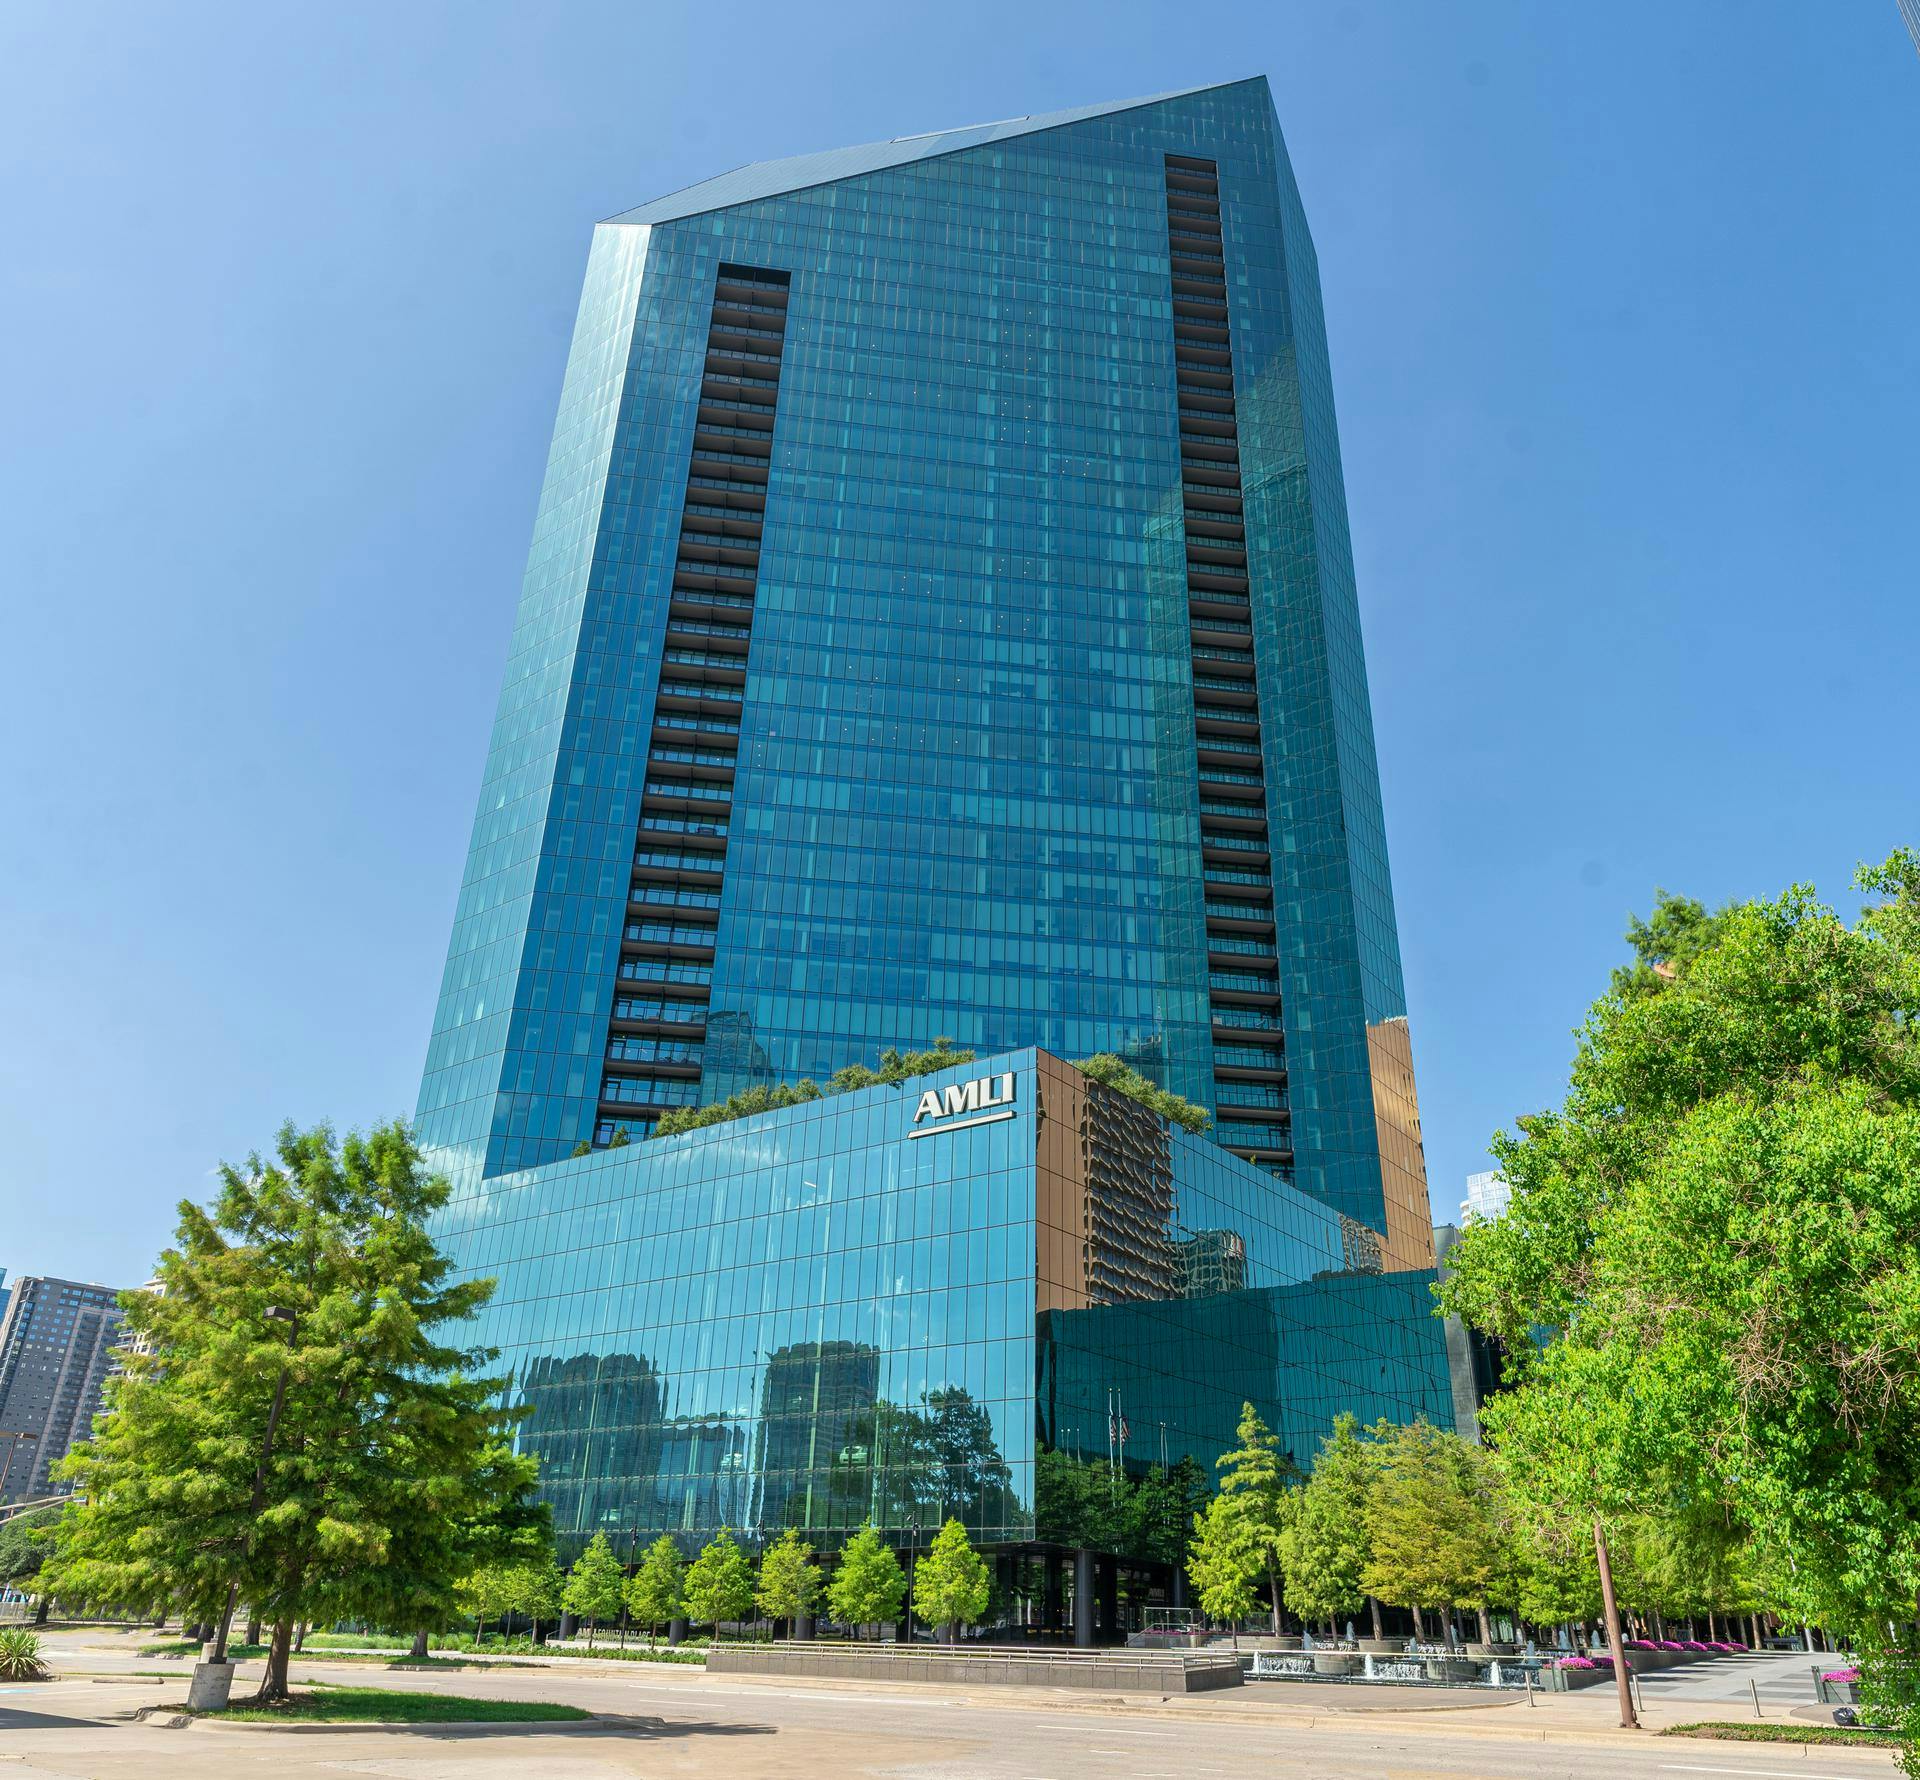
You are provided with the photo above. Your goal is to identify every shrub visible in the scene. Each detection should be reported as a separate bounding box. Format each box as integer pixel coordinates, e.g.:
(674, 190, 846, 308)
(1072, 1054, 1212, 1131)
(652, 1040, 975, 1139)
(1823, 1667, 1861, 1684)
(1557, 1656, 1598, 1669)
(0, 1628, 46, 1681)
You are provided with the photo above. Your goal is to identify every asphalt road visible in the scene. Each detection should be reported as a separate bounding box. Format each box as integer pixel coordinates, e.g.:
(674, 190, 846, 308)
(1, 1629, 1893, 1780)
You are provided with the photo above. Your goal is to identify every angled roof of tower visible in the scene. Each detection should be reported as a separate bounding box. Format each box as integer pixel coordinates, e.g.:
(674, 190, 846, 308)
(604, 78, 1267, 228)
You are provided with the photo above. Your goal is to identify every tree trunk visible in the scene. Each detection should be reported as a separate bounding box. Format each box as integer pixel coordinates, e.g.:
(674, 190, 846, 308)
(1478, 1605, 1493, 1645)
(1369, 1596, 1384, 1640)
(1411, 1603, 1424, 1642)
(587, 1618, 597, 1651)
(244, 1612, 261, 1647)
(1593, 1518, 1637, 1731)
(409, 1629, 428, 1660)
(294, 1621, 307, 1653)
(34, 1597, 50, 1626)
(255, 1618, 295, 1703)
(1266, 1560, 1281, 1638)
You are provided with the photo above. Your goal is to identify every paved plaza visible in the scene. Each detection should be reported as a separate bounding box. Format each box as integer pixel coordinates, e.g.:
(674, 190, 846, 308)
(0, 1628, 1893, 1780)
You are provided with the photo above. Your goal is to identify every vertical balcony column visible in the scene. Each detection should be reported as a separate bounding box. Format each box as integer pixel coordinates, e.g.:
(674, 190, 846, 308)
(1072, 1548, 1097, 1648)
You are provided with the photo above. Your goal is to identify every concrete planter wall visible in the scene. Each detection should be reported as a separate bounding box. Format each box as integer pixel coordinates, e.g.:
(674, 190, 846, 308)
(708, 1642, 1244, 1694)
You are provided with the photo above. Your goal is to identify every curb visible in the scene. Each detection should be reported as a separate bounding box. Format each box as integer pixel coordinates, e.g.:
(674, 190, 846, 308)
(189, 1714, 605, 1734)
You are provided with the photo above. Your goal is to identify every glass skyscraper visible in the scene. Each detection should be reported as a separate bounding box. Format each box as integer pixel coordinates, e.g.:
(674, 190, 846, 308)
(415, 79, 1447, 1619)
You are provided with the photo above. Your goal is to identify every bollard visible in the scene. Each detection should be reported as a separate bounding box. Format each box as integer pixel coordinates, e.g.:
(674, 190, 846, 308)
(1751, 1677, 1763, 1720)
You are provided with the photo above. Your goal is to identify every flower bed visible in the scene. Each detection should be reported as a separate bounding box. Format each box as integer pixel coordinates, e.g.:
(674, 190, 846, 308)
(1816, 1665, 1862, 1705)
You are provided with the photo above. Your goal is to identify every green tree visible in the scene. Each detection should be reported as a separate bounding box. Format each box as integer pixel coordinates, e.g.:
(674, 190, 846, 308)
(1187, 1491, 1261, 1642)
(826, 1522, 906, 1638)
(1360, 1420, 1504, 1642)
(1278, 1415, 1378, 1635)
(0, 1508, 58, 1624)
(683, 1528, 756, 1634)
(562, 1533, 627, 1649)
(1441, 853, 1920, 1744)
(911, 1517, 990, 1642)
(625, 1536, 685, 1640)
(457, 1562, 520, 1643)
(756, 1528, 822, 1633)
(1213, 1402, 1298, 1636)
(511, 1556, 565, 1644)
(40, 1120, 542, 1702)
(1610, 889, 1735, 999)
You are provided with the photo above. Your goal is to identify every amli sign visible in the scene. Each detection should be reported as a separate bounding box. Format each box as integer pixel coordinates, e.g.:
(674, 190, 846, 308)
(908, 1072, 1017, 1138)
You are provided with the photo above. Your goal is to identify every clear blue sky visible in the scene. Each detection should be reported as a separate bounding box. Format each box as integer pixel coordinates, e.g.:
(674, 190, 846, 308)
(3, 3, 1915, 1286)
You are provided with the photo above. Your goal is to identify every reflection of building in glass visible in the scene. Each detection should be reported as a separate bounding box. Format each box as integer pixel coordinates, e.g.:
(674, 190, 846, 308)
(1174, 1229, 1247, 1298)
(754, 1339, 880, 1533)
(1337, 1213, 1384, 1276)
(450, 1050, 1449, 1583)
(700, 1010, 776, 1103)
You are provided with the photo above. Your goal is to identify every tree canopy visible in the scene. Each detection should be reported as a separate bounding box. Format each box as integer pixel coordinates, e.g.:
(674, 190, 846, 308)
(1207, 1402, 1297, 1636)
(561, 1532, 626, 1646)
(1278, 1414, 1374, 1630)
(626, 1535, 685, 1636)
(912, 1517, 990, 1639)
(41, 1120, 542, 1700)
(0, 1507, 58, 1594)
(1440, 853, 1920, 1705)
(683, 1528, 755, 1629)
(755, 1528, 821, 1627)
(826, 1522, 905, 1636)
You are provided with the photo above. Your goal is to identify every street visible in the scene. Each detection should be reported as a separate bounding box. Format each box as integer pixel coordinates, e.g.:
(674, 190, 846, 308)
(0, 1628, 1894, 1780)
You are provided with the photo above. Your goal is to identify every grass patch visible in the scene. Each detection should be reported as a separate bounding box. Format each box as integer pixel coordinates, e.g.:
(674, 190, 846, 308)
(139, 1639, 269, 1658)
(302, 1653, 545, 1671)
(1665, 1721, 1902, 1747)
(545, 1644, 706, 1665)
(296, 1636, 703, 1666)
(203, 1686, 590, 1724)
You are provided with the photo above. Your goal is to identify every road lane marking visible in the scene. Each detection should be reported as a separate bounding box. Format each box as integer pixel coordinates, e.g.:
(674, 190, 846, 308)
(1662, 1766, 1871, 1779)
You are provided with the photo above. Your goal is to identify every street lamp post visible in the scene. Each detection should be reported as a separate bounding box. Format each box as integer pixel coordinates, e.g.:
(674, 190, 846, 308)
(208, 1306, 297, 1667)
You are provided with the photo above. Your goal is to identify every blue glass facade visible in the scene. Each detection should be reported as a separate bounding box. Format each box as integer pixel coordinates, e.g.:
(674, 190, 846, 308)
(414, 84, 1450, 1577)
(415, 77, 1430, 1266)
(434, 1050, 1448, 1558)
